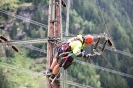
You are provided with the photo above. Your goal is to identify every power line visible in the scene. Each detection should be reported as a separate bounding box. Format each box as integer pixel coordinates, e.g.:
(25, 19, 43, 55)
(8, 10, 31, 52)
(0, 38, 48, 45)
(1, 40, 132, 88)
(0, 62, 43, 77)
(97, 43, 133, 58)
(60, 80, 93, 88)
(1, 2, 133, 58)
(22, 44, 47, 53)
(0, 9, 48, 28)
(1, 1, 133, 78)
(0, 61, 93, 88)
(74, 59, 133, 79)
(21, 45, 133, 79)
(96, 0, 133, 76)
(64, 33, 133, 58)
(1, 7, 132, 58)
(1, 36, 133, 58)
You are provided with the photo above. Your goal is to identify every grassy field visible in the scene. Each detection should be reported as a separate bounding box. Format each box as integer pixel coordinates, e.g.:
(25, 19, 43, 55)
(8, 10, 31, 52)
(0, 50, 46, 88)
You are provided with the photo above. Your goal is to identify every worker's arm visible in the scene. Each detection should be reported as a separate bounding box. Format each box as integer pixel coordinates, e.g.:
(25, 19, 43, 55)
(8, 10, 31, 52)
(76, 51, 93, 60)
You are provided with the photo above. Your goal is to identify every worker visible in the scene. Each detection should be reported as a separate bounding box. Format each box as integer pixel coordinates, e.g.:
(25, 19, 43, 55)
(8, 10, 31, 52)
(44, 34, 94, 80)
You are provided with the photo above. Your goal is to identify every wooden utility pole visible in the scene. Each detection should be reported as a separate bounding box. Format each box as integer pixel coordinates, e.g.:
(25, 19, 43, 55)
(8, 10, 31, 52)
(46, 0, 62, 88)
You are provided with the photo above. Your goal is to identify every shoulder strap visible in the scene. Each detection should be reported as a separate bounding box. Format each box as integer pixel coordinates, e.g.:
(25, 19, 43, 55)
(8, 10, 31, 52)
(74, 37, 85, 45)
(69, 37, 84, 45)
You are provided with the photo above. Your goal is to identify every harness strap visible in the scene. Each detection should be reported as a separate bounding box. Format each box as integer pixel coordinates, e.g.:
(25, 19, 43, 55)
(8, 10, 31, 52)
(69, 37, 83, 44)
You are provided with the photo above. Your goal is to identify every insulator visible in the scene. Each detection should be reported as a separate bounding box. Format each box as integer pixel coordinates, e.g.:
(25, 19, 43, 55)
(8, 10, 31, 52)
(12, 45, 18, 52)
(108, 39, 113, 46)
(0, 36, 8, 41)
(101, 40, 108, 52)
(93, 37, 100, 50)
(61, 0, 66, 7)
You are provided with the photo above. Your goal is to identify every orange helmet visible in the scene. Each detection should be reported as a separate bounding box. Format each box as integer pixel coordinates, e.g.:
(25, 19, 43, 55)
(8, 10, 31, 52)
(85, 35, 94, 45)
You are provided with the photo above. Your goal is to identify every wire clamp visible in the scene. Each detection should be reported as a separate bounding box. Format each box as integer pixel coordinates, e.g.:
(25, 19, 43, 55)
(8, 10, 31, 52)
(48, 36, 61, 41)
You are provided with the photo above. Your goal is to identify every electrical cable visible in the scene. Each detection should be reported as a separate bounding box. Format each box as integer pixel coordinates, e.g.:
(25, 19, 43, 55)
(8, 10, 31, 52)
(0, 61, 93, 88)
(63, 32, 133, 58)
(22, 45, 133, 79)
(74, 59, 133, 79)
(0, 9, 48, 28)
(22, 44, 47, 53)
(60, 79, 93, 88)
(1, 8, 133, 59)
(96, 0, 133, 76)
(0, 62, 43, 77)
(1, 2, 133, 59)
(0, 1, 133, 78)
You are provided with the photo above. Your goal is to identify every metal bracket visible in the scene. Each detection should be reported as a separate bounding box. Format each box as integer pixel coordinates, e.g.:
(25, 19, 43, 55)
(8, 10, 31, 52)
(50, 19, 58, 23)
(48, 36, 61, 41)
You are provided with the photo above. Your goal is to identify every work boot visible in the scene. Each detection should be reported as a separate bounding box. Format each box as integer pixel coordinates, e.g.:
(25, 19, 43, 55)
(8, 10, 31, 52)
(49, 74, 55, 81)
(44, 69, 52, 76)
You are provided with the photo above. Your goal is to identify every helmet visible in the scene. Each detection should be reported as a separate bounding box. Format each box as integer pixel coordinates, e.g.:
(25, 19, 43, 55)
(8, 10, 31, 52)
(85, 35, 94, 45)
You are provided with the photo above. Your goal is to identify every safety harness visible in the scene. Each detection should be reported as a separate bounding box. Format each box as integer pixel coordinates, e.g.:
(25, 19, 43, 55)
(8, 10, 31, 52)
(59, 37, 83, 54)
(58, 37, 84, 69)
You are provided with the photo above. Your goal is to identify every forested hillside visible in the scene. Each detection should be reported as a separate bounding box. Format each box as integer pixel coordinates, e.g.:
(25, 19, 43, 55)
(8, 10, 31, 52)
(0, 0, 133, 88)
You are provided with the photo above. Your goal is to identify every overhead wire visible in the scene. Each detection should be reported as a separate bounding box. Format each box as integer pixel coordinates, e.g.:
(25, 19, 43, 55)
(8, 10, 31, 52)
(96, 0, 133, 76)
(0, 47, 92, 87)
(1, 30, 131, 78)
(0, 9, 48, 28)
(60, 79, 93, 88)
(0, 62, 43, 77)
(0, 1, 133, 78)
(63, 29, 133, 78)
(95, 0, 118, 72)
(1, 8, 133, 58)
(0, 1, 133, 59)
(0, 0, 133, 88)
(74, 59, 133, 79)
(101, 53, 114, 70)
(1, 7, 133, 76)
(21, 44, 47, 53)
(0, 61, 93, 88)
(21, 45, 133, 79)
(63, 32, 133, 58)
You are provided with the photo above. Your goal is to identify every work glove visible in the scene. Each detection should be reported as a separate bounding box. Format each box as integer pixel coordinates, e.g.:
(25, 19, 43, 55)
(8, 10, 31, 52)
(76, 51, 87, 57)
(85, 54, 93, 60)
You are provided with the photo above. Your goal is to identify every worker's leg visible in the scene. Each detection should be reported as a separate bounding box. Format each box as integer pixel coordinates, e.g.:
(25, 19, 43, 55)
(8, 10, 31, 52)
(49, 59, 63, 80)
(45, 46, 59, 75)
(53, 64, 60, 74)
(50, 58, 58, 70)
(49, 64, 60, 80)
